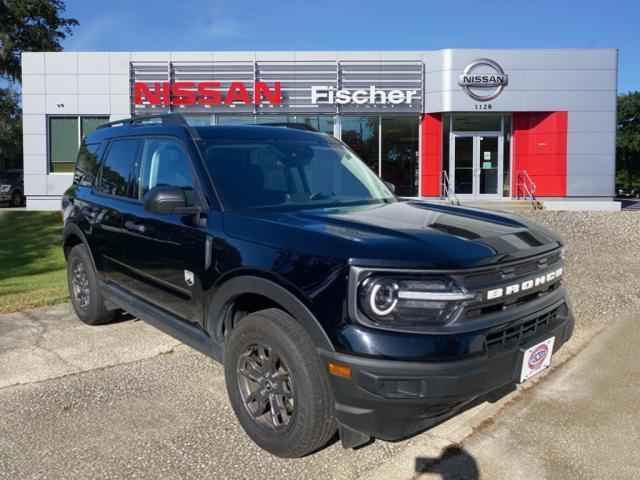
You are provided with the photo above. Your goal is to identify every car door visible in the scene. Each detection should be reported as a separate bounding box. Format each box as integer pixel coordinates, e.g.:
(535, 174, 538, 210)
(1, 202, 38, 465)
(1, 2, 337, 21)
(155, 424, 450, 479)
(90, 138, 143, 288)
(121, 136, 209, 323)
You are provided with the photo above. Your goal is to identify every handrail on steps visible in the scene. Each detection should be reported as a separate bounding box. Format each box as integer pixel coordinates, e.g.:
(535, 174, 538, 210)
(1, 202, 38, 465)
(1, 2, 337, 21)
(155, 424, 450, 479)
(515, 171, 543, 210)
(441, 171, 460, 205)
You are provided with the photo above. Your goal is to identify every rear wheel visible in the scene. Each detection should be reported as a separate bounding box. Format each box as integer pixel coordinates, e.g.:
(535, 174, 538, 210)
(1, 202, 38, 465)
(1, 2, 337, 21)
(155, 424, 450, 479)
(67, 244, 116, 325)
(225, 308, 336, 457)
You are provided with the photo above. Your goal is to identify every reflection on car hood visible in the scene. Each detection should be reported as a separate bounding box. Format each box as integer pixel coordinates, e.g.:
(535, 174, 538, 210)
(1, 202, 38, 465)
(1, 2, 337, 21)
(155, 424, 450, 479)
(223, 200, 563, 269)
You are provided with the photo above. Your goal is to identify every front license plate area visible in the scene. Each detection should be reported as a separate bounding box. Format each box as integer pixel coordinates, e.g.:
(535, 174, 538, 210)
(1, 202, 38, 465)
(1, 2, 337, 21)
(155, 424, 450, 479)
(517, 336, 555, 383)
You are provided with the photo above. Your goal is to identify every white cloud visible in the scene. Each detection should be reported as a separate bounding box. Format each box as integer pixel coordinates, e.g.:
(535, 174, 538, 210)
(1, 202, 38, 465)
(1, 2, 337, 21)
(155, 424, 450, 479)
(203, 17, 246, 39)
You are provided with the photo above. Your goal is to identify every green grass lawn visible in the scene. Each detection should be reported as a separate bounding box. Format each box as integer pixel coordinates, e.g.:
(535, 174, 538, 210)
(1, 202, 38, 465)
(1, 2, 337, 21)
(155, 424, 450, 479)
(0, 211, 69, 314)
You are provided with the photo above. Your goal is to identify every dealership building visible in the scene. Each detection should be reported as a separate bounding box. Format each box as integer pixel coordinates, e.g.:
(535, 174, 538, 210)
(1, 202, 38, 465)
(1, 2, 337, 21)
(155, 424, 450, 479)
(20, 49, 617, 210)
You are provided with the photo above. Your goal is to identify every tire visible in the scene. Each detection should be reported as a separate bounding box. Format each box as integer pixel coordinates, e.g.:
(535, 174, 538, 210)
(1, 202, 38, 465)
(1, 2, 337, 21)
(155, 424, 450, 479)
(66, 244, 116, 325)
(224, 308, 337, 457)
(635, 192, 640, 199)
(11, 190, 22, 207)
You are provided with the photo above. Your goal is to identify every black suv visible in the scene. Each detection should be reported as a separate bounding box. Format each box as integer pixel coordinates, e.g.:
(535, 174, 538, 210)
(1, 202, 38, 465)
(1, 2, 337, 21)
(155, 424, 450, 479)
(62, 114, 573, 458)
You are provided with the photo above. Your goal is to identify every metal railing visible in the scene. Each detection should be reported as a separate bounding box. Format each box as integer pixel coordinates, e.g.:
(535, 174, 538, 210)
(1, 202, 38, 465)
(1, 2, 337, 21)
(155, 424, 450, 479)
(441, 171, 460, 205)
(515, 170, 543, 210)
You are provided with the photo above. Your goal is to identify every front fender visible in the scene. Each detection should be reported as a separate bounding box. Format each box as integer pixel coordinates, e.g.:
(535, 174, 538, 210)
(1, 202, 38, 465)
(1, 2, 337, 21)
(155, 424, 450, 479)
(205, 275, 335, 352)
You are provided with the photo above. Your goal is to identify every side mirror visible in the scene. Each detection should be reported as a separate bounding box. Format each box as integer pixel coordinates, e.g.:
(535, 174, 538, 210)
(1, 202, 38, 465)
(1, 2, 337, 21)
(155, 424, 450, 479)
(143, 186, 200, 215)
(384, 181, 396, 193)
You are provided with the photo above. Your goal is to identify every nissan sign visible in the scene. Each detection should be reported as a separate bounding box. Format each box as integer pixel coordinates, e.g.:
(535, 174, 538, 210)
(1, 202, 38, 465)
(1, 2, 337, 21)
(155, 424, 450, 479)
(458, 59, 508, 102)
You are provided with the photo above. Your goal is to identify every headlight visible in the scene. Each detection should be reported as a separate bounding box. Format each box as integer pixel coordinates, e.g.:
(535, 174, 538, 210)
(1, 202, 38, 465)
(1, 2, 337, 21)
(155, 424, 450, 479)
(357, 276, 476, 327)
(0, 185, 9, 193)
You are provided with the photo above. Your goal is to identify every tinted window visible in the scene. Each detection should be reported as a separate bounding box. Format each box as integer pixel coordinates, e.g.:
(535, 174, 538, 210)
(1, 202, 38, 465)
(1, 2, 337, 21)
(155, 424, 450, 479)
(138, 139, 196, 205)
(99, 139, 141, 197)
(74, 143, 100, 186)
(200, 137, 394, 211)
(1, 172, 21, 183)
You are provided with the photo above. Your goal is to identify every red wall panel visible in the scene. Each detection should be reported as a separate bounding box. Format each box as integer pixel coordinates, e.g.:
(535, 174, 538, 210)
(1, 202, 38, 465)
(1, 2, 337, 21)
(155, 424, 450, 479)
(420, 113, 442, 196)
(512, 112, 568, 197)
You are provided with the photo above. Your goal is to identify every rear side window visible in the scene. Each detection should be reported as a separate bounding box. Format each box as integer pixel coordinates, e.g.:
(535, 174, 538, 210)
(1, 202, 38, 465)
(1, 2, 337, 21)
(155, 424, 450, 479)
(74, 142, 100, 186)
(138, 138, 196, 205)
(99, 139, 142, 198)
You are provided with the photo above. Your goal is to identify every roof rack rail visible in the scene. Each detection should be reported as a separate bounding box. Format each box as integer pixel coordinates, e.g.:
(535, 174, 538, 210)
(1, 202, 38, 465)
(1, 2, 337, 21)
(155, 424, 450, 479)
(256, 122, 317, 132)
(96, 113, 189, 130)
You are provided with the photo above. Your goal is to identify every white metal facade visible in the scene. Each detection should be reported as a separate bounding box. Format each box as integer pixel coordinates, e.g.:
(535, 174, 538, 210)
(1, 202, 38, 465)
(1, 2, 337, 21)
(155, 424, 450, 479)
(21, 49, 617, 210)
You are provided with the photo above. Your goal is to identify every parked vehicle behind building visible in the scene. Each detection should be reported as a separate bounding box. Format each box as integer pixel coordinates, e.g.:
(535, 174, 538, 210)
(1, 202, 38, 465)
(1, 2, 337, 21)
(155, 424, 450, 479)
(0, 170, 25, 207)
(616, 184, 640, 198)
(62, 114, 574, 457)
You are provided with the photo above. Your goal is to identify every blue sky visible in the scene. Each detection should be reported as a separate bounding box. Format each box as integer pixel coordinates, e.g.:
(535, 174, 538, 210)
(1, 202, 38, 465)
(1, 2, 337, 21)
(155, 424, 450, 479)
(54, 0, 636, 93)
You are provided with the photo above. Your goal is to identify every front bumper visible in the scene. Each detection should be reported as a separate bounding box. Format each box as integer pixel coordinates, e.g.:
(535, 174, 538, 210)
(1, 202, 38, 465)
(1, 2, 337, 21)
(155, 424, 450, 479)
(319, 302, 574, 441)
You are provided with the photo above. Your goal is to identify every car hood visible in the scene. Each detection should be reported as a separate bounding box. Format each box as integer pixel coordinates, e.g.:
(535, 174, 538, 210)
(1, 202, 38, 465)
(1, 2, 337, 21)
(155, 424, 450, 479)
(222, 200, 563, 269)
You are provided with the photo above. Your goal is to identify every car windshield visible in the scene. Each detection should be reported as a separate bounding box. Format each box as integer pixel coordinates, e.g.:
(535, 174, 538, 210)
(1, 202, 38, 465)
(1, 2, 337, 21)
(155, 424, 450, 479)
(198, 136, 395, 211)
(0, 172, 20, 183)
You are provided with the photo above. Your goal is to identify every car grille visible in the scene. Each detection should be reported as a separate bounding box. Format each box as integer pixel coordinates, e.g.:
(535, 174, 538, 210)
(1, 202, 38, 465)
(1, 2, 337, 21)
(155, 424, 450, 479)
(459, 249, 564, 321)
(485, 308, 558, 352)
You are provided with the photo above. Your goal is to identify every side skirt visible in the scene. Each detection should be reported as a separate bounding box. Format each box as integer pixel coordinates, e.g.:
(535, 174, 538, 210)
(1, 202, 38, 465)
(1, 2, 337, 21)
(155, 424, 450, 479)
(101, 281, 224, 363)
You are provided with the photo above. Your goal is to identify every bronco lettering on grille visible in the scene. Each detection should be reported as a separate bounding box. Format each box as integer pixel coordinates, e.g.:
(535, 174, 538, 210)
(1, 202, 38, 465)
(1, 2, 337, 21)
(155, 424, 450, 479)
(486, 268, 563, 300)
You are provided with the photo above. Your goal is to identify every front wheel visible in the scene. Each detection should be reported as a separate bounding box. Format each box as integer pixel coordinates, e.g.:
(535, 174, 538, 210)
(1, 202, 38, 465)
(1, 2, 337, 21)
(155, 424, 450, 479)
(224, 309, 337, 457)
(11, 190, 23, 207)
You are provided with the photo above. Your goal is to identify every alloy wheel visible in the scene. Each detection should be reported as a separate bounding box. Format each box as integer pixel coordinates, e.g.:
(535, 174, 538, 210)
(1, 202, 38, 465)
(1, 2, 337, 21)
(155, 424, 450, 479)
(236, 343, 295, 432)
(71, 260, 91, 309)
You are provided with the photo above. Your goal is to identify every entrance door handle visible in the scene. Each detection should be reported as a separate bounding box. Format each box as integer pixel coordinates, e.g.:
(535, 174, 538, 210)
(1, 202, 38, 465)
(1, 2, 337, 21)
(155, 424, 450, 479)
(124, 220, 146, 234)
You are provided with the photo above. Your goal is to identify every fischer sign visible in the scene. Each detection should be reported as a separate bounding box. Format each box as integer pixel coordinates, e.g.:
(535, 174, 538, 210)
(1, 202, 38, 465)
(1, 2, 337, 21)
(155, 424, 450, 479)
(134, 82, 282, 106)
(311, 86, 418, 105)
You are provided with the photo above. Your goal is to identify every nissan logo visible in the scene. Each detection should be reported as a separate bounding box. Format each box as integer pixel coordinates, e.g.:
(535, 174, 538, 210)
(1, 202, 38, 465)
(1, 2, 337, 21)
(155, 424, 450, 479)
(458, 58, 508, 102)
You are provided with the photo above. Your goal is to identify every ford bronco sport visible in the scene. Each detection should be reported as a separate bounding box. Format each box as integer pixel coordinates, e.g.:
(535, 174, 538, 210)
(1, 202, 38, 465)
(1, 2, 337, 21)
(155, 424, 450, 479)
(62, 114, 574, 458)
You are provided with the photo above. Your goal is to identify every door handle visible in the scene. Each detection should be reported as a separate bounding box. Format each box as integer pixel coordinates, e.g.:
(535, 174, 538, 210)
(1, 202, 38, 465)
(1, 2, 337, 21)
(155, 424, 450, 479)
(125, 220, 146, 234)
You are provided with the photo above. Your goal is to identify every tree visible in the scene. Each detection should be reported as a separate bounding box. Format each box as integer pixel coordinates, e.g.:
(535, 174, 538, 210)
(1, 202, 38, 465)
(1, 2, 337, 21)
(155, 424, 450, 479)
(0, 0, 78, 82)
(617, 92, 640, 186)
(0, 87, 22, 170)
(0, 0, 77, 172)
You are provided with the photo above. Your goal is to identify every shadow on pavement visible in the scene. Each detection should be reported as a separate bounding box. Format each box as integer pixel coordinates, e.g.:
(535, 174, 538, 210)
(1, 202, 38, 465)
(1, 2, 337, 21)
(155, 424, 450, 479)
(415, 445, 480, 479)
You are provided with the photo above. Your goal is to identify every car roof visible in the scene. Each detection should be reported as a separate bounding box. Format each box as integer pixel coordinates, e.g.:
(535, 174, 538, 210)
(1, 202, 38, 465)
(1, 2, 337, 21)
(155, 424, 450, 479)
(194, 125, 330, 142)
(84, 122, 331, 145)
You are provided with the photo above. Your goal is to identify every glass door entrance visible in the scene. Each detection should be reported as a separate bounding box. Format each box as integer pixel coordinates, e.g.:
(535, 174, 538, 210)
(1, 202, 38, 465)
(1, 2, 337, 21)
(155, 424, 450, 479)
(451, 133, 503, 199)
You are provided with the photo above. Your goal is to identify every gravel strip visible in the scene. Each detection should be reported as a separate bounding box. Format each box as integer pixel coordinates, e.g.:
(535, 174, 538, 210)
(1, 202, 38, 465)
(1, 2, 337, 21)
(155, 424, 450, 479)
(516, 211, 640, 345)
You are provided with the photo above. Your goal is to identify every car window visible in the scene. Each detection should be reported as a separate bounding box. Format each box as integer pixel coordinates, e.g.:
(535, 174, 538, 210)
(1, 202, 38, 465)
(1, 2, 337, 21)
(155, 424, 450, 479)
(200, 138, 393, 211)
(1, 172, 21, 183)
(74, 143, 101, 186)
(138, 138, 196, 206)
(98, 139, 141, 198)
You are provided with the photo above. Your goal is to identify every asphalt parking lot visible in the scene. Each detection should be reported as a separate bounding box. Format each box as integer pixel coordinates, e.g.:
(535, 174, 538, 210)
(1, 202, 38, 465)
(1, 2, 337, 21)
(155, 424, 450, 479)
(1, 211, 640, 479)
(619, 198, 640, 211)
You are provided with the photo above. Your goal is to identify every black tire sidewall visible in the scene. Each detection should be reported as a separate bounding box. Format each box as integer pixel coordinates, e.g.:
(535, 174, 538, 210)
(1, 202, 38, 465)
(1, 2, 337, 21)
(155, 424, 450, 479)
(225, 310, 335, 457)
(11, 191, 22, 207)
(67, 244, 113, 325)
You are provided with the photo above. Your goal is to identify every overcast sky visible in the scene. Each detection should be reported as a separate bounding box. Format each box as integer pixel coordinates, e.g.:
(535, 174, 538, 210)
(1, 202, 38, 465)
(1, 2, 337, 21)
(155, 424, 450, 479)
(52, 0, 640, 93)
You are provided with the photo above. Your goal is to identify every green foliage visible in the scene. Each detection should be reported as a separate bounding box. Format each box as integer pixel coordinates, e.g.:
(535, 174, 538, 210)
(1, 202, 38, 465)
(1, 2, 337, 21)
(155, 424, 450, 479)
(0, 211, 68, 313)
(0, 87, 22, 170)
(0, 0, 78, 81)
(617, 91, 640, 186)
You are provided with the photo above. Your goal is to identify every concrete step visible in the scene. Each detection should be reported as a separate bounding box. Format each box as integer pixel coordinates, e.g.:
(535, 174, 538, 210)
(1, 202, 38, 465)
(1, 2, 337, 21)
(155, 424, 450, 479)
(445, 200, 544, 212)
